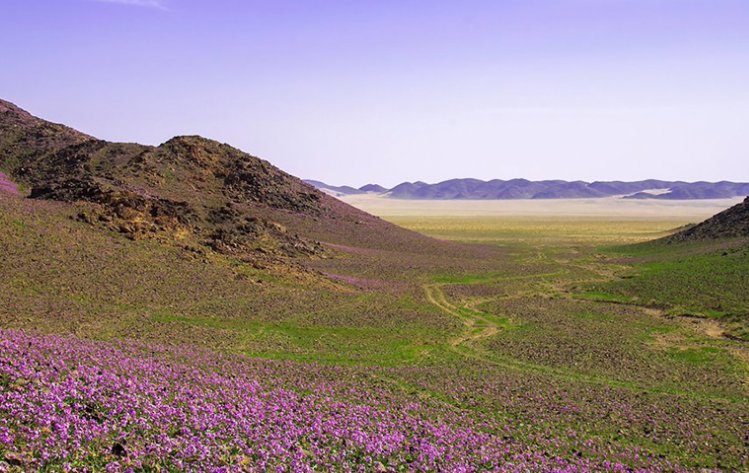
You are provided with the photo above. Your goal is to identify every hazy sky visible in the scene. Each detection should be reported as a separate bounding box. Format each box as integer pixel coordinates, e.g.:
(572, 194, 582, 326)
(2, 0, 748, 187)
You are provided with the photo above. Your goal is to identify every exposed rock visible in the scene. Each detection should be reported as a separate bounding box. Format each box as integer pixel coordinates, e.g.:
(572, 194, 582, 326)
(1, 97, 448, 263)
(111, 442, 127, 457)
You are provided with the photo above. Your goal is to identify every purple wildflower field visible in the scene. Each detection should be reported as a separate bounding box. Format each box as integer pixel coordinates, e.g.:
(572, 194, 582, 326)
(1, 98, 748, 472)
(0, 329, 709, 473)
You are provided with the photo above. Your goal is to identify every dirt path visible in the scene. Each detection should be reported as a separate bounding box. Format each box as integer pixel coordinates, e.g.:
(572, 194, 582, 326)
(423, 281, 741, 401)
(423, 283, 499, 347)
(422, 263, 568, 350)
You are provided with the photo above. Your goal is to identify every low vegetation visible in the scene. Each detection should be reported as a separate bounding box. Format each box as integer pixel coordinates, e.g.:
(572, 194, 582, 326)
(3, 193, 748, 471)
(1, 101, 748, 471)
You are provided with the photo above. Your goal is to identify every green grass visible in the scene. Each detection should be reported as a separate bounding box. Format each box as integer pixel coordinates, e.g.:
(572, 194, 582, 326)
(586, 242, 749, 339)
(667, 346, 726, 365)
(152, 312, 440, 366)
(3, 196, 749, 469)
(0, 197, 459, 366)
(574, 290, 636, 304)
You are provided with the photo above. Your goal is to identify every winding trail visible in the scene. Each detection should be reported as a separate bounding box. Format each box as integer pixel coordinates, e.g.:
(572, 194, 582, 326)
(422, 266, 568, 351)
(421, 268, 743, 403)
(423, 283, 499, 347)
(422, 264, 569, 350)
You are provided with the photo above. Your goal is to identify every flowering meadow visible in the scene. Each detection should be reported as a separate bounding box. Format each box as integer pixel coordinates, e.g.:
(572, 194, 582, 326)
(1, 193, 748, 472)
(0, 329, 721, 472)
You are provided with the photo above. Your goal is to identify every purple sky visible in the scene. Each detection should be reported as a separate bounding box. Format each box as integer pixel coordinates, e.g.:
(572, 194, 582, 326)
(2, 0, 748, 187)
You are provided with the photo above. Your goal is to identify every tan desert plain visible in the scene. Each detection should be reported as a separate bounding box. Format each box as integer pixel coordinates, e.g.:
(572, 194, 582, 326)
(339, 193, 745, 246)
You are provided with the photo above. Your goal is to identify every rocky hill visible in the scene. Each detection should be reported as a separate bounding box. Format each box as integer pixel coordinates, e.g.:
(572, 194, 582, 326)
(0, 99, 443, 262)
(667, 197, 749, 242)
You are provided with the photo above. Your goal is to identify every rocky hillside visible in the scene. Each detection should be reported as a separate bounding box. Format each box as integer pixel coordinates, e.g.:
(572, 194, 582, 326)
(0, 99, 442, 262)
(0, 99, 92, 171)
(668, 197, 749, 242)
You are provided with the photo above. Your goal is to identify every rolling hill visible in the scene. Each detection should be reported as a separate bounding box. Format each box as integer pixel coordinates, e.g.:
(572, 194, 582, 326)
(302, 179, 365, 197)
(306, 178, 749, 200)
(584, 197, 749, 341)
(667, 196, 749, 242)
(0, 99, 451, 261)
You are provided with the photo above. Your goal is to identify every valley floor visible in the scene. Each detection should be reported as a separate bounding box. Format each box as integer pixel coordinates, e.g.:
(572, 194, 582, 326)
(1, 194, 748, 471)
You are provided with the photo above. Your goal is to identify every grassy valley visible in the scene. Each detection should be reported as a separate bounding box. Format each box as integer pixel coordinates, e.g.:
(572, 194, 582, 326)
(1, 101, 748, 472)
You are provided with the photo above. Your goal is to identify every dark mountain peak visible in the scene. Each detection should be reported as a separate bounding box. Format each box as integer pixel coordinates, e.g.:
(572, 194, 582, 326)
(156, 135, 269, 175)
(438, 177, 483, 185)
(359, 183, 387, 193)
(152, 135, 322, 211)
(390, 181, 419, 190)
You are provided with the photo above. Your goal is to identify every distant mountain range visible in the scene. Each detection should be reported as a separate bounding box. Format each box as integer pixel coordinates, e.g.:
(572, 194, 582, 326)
(305, 178, 749, 200)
